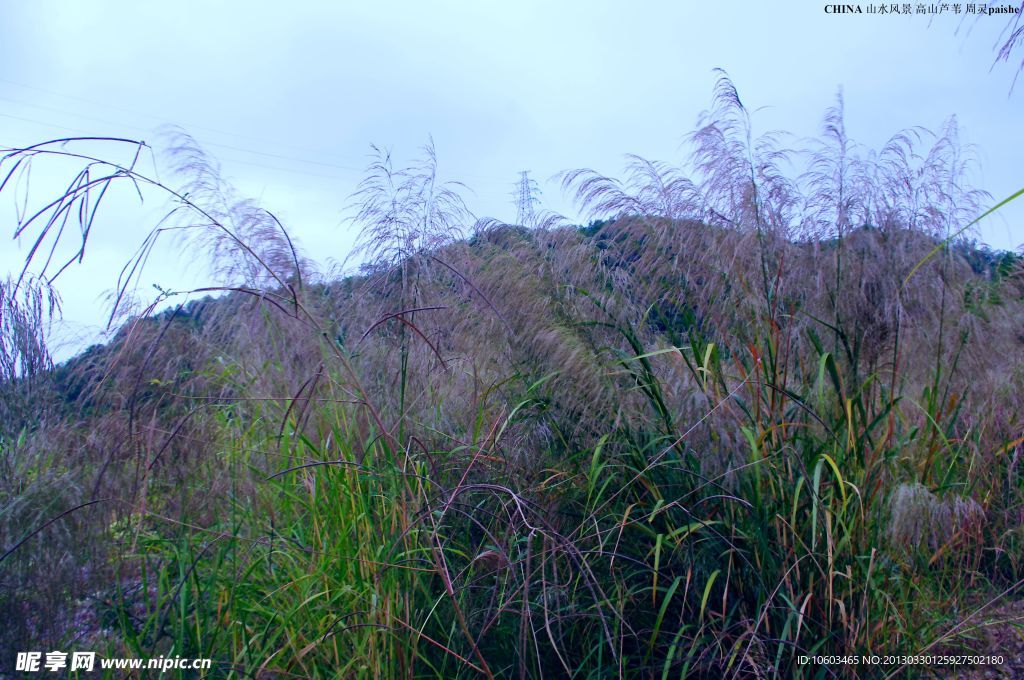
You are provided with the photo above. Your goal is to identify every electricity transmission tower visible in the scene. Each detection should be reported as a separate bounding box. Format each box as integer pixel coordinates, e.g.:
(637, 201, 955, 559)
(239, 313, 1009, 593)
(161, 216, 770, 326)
(512, 170, 541, 227)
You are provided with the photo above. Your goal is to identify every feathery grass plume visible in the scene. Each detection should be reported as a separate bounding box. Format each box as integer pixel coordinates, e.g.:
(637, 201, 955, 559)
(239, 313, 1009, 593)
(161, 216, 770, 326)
(559, 155, 700, 222)
(160, 129, 313, 291)
(346, 140, 474, 427)
(889, 482, 985, 560)
(890, 482, 943, 549)
(801, 90, 870, 241)
(993, 2, 1024, 88)
(690, 71, 799, 237)
(0, 276, 58, 436)
(349, 139, 471, 273)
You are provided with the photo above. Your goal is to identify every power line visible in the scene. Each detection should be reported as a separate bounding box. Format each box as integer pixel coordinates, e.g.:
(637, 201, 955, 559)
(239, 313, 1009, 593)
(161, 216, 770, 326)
(1, 88, 563, 218)
(0, 76, 344, 161)
(0, 78, 518, 186)
(0, 113, 343, 182)
(0, 111, 90, 135)
(0, 93, 366, 175)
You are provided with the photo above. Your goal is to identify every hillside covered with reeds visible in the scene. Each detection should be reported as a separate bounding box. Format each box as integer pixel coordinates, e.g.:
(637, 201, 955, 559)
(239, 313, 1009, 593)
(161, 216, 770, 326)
(2, 77, 1023, 677)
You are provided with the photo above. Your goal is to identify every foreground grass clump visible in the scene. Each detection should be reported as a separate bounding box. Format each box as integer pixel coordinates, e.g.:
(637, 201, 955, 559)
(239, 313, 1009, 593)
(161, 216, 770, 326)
(103, 414, 428, 678)
(97, 316, 1016, 678)
(2, 76, 1023, 677)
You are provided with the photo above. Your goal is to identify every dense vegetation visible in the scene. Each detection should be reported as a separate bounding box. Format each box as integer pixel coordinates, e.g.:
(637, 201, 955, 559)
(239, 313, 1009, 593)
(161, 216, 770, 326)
(2, 77, 1023, 677)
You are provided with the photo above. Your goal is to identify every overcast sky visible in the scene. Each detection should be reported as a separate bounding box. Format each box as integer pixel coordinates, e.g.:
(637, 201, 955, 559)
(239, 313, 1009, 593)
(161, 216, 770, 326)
(2, 1, 1022, 358)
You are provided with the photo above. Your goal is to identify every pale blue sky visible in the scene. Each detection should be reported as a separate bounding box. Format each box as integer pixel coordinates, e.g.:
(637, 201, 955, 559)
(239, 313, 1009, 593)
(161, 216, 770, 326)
(2, 1, 1022, 357)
